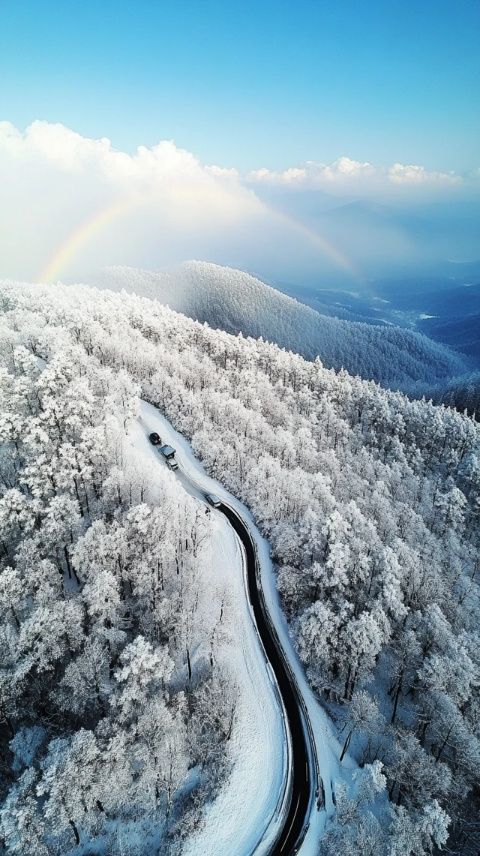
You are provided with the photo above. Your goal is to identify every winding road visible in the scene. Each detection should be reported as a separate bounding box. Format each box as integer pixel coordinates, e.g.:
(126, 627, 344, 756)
(220, 502, 316, 855)
(146, 419, 320, 855)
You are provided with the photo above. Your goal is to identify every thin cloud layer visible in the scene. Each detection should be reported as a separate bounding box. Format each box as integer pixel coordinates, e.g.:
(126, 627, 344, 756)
(247, 155, 464, 190)
(0, 121, 477, 285)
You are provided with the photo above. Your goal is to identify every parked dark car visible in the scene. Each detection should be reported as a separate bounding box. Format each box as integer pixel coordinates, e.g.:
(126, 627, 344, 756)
(149, 432, 161, 445)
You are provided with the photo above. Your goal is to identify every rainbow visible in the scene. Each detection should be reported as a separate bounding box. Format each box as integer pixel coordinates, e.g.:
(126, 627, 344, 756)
(38, 196, 139, 283)
(271, 206, 360, 279)
(38, 193, 359, 283)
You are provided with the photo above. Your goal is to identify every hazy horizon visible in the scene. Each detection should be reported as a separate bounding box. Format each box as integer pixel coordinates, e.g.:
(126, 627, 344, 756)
(0, 119, 479, 289)
(1, 0, 479, 288)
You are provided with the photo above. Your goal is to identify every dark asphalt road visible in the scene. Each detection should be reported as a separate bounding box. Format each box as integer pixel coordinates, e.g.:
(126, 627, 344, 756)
(220, 503, 314, 856)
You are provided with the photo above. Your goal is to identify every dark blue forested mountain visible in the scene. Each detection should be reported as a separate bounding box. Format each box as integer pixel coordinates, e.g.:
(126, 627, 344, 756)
(279, 267, 480, 362)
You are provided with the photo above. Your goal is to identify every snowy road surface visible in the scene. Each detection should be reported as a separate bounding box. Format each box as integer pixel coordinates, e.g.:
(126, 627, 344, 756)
(221, 502, 313, 853)
(130, 401, 347, 855)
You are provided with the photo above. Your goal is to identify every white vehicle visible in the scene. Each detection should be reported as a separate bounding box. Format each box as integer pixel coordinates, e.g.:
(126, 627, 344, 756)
(159, 444, 176, 459)
(159, 444, 178, 470)
(205, 493, 221, 508)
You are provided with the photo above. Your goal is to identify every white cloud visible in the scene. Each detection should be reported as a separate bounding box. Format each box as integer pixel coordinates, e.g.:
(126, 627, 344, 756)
(0, 120, 233, 186)
(388, 162, 462, 185)
(321, 156, 376, 180)
(205, 164, 240, 179)
(247, 157, 376, 187)
(247, 155, 464, 191)
(0, 121, 271, 282)
(248, 165, 309, 184)
(0, 120, 476, 284)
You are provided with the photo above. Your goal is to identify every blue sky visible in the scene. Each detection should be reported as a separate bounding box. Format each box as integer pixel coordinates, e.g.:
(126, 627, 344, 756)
(1, 0, 479, 172)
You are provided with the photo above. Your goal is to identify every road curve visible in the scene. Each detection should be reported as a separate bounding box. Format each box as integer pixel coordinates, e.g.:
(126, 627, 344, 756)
(144, 419, 319, 855)
(219, 502, 315, 855)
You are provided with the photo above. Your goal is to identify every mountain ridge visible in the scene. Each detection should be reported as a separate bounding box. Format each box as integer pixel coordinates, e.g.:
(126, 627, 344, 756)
(95, 261, 468, 391)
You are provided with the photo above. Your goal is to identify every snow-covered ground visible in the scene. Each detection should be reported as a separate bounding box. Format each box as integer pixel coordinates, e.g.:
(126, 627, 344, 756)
(131, 401, 350, 855)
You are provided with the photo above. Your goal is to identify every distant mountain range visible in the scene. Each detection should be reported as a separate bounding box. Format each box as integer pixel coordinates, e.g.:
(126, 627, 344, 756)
(279, 271, 480, 362)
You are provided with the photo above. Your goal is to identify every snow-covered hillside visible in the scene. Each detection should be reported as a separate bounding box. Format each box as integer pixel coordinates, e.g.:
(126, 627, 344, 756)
(96, 261, 468, 391)
(1, 278, 479, 855)
(0, 317, 289, 855)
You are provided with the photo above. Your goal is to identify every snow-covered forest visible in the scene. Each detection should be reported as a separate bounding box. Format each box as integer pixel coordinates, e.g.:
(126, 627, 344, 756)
(0, 305, 238, 854)
(0, 278, 479, 855)
(98, 262, 470, 394)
